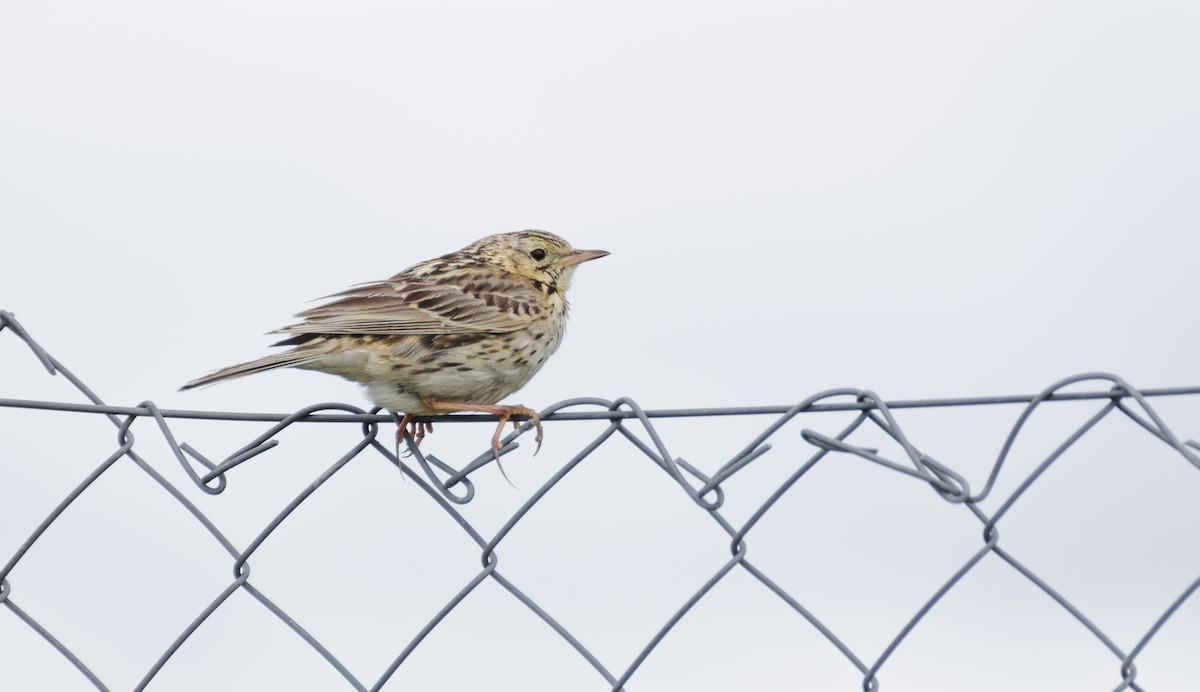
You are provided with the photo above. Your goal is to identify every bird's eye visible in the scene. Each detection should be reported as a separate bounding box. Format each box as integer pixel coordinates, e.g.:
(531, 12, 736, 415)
(530, 248, 547, 261)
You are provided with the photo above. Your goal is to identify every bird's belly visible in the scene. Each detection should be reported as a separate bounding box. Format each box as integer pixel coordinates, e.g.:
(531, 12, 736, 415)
(343, 331, 561, 414)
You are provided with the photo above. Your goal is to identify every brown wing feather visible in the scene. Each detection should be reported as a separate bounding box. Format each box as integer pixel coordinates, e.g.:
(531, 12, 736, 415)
(270, 273, 540, 339)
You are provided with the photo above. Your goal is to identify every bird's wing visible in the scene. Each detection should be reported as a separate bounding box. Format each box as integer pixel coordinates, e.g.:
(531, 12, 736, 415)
(270, 275, 539, 338)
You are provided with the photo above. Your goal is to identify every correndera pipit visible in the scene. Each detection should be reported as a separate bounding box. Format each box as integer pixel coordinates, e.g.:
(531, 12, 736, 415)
(182, 230, 608, 457)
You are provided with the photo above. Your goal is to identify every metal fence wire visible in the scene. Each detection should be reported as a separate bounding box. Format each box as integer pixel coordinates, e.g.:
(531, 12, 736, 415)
(2, 309, 1200, 691)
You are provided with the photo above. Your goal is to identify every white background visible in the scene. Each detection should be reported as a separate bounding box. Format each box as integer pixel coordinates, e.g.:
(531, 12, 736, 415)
(2, 2, 1199, 690)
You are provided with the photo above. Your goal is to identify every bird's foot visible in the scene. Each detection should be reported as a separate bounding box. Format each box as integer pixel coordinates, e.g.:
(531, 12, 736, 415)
(490, 405, 543, 459)
(419, 399, 543, 483)
(396, 413, 433, 457)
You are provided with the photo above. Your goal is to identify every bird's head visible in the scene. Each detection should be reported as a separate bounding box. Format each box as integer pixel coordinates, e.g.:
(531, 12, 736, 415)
(478, 230, 608, 292)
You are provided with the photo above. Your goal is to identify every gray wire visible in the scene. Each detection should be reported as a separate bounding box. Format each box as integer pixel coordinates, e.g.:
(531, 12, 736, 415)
(3, 309, 1199, 691)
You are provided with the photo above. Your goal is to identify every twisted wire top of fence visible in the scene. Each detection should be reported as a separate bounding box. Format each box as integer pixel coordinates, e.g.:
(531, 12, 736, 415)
(2, 309, 1199, 692)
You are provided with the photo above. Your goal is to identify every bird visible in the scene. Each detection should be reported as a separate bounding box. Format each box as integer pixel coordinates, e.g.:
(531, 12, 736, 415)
(182, 230, 608, 457)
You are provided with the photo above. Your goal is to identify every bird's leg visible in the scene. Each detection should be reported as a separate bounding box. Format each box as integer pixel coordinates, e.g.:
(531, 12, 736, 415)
(419, 398, 543, 459)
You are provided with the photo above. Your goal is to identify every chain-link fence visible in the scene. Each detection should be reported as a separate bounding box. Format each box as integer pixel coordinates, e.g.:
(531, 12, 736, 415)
(3, 309, 1199, 691)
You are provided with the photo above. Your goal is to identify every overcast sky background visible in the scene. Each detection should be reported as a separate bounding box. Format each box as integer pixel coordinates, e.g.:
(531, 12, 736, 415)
(3, 1, 1200, 690)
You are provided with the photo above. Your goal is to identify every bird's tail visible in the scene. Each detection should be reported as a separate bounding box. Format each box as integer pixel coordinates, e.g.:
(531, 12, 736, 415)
(180, 350, 322, 390)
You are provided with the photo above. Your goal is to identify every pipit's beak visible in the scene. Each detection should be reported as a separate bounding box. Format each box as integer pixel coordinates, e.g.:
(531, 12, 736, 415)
(558, 248, 610, 267)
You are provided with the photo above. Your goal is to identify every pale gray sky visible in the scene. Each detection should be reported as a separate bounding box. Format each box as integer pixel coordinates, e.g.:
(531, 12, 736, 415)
(3, 2, 1199, 690)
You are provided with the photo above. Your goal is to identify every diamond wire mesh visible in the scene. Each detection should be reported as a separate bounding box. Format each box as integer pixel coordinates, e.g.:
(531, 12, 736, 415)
(2, 308, 1200, 691)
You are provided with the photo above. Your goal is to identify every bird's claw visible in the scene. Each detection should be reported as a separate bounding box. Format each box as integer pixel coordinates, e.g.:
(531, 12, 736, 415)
(531, 417, 544, 455)
(513, 408, 543, 456)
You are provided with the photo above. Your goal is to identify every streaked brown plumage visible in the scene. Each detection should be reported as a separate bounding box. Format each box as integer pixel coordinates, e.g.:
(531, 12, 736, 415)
(182, 230, 608, 454)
